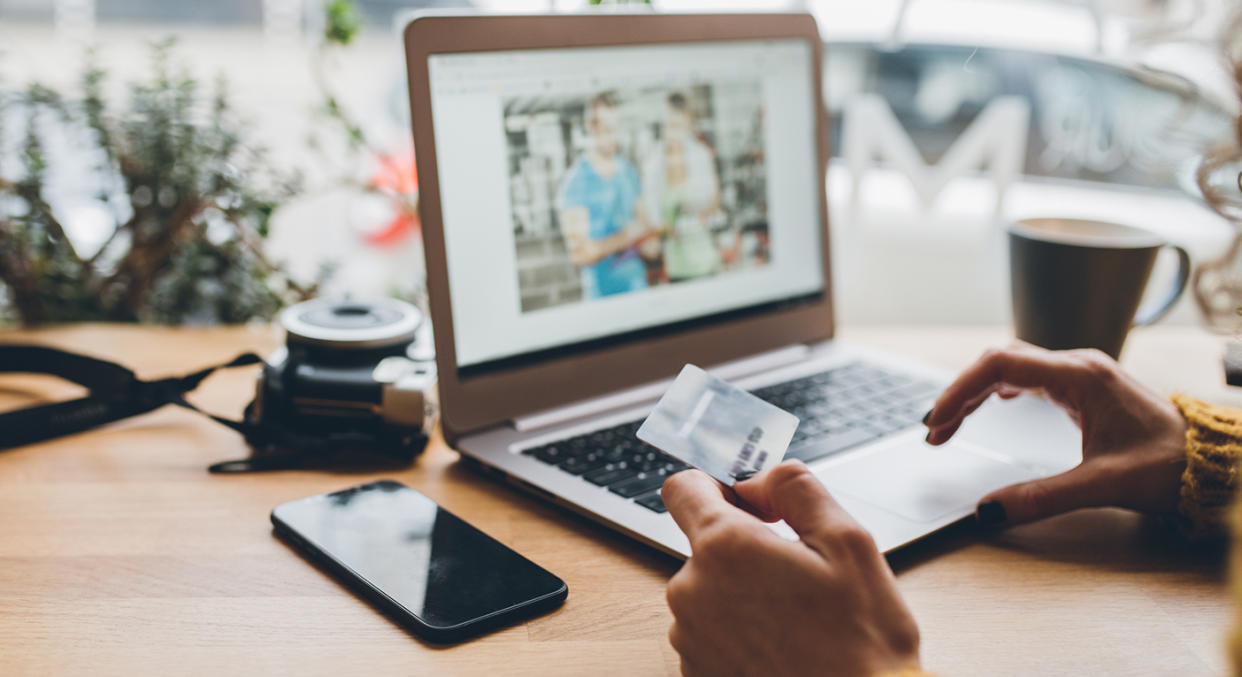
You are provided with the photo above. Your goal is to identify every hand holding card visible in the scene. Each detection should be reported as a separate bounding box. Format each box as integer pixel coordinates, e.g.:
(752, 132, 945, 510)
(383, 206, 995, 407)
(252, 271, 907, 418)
(637, 365, 800, 485)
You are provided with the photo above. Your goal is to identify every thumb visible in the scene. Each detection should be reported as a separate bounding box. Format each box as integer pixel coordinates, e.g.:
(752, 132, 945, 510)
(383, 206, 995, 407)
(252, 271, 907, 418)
(738, 461, 863, 555)
(975, 463, 1109, 526)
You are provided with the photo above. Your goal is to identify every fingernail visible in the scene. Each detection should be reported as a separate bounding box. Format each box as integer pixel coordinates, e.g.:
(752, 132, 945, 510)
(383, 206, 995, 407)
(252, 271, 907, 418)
(922, 409, 933, 425)
(976, 500, 1007, 526)
(732, 470, 756, 482)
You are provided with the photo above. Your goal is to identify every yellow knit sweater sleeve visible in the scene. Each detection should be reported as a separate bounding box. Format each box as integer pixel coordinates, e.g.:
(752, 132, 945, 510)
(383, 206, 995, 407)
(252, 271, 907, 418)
(1169, 395, 1242, 677)
(1171, 394, 1242, 539)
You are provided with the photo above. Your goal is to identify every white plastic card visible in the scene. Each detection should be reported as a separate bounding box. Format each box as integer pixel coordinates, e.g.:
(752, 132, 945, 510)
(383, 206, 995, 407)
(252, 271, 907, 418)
(637, 364, 799, 485)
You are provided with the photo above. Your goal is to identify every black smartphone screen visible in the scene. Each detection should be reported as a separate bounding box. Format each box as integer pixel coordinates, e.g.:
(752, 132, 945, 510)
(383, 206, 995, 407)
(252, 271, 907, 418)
(271, 480, 566, 638)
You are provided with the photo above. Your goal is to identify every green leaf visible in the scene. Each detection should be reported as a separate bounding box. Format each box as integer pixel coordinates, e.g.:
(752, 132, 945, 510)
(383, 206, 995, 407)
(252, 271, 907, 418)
(324, 0, 362, 46)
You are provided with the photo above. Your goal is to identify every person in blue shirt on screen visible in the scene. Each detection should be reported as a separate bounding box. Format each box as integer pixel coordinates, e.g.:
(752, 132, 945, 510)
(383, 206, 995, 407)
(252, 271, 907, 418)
(558, 91, 655, 299)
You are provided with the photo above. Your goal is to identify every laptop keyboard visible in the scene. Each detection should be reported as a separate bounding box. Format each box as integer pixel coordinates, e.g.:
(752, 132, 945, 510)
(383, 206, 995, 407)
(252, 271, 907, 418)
(519, 361, 942, 514)
(751, 362, 941, 460)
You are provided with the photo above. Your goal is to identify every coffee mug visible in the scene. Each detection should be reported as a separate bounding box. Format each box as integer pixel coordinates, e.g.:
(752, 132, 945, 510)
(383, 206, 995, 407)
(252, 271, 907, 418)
(1008, 217, 1191, 358)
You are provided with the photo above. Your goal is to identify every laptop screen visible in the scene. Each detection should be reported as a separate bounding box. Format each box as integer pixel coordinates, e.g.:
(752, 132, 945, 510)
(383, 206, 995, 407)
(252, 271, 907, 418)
(428, 38, 823, 373)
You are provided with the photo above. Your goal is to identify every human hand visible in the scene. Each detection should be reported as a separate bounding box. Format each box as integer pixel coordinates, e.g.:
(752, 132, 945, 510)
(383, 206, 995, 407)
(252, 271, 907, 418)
(624, 221, 657, 247)
(638, 230, 663, 259)
(567, 237, 601, 267)
(568, 239, 601, 267)
(924, 342, 1188, 526)
(662, 462, 921, 677)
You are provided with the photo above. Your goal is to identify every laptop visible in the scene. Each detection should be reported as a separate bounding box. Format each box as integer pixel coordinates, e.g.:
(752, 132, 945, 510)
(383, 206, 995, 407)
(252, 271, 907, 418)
(403, 11, 1081, 558)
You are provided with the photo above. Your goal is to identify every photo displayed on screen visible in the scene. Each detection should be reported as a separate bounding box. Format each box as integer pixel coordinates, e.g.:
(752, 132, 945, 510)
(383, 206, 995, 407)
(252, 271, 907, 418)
(504, 82, 769, 313)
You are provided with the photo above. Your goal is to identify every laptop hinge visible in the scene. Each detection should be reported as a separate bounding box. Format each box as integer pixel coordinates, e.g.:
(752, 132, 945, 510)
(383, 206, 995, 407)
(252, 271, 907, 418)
(512, 344, 812, 433)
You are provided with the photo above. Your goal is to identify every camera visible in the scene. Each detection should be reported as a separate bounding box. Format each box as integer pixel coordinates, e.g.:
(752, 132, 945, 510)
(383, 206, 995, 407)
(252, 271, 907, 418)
(245, 298, 436, 464)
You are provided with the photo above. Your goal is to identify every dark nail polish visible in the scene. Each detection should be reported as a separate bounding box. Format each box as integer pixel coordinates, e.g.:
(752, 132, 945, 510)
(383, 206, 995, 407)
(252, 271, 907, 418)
(922, 409, 933, 425)
(976, 500, 1007, 526)
(924, 430, 934, 444)
(732, 470, 756, 482)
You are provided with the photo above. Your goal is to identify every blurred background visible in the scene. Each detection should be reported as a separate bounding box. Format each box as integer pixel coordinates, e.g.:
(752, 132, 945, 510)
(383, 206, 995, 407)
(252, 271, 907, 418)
(1, 0, 1238, 328)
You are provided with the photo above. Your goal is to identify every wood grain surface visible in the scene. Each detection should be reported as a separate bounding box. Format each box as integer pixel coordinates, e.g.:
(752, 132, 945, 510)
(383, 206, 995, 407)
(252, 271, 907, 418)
(0, 324, 1232, 676)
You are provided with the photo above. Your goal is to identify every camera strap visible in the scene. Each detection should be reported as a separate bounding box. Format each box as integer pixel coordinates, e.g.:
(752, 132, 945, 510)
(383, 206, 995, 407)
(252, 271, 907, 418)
(0, 343, 262, 450)
(0, 344, 425, 473)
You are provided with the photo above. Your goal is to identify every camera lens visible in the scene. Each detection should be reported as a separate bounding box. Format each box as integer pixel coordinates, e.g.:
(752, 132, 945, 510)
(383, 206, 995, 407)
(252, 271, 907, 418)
(281, 299, 422, 349)
(302, 305, 402, 331)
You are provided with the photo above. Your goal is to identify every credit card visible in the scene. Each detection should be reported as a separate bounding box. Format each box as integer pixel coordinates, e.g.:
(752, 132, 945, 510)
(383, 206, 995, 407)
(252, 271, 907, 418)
(637, 364, 800, 485)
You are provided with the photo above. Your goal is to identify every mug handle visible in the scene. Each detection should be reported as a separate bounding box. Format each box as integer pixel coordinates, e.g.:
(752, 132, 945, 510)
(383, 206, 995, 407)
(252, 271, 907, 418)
(1133, 245, 1192, 327)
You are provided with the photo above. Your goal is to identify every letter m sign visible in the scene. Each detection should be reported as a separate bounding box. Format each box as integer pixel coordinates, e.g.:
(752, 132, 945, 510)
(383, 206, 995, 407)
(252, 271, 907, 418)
(840, 94, 1031, 218)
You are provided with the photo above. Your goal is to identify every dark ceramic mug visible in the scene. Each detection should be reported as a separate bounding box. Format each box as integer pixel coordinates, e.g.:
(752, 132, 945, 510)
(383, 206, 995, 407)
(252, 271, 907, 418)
(1008, 217, 1191, 358)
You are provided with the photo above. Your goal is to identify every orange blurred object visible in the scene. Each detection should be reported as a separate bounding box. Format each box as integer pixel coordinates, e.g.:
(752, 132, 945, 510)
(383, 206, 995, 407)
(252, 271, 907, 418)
(366, 151, 420, 246)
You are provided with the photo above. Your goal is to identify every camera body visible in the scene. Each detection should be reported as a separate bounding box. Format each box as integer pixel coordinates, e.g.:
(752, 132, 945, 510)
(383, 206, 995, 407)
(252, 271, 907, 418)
(249, 299, 435, 457)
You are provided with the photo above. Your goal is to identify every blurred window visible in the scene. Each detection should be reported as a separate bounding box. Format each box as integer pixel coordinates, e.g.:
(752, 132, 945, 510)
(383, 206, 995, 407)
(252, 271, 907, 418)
(826, 42, 1232, 192)
(0, 0, 475, 27)
(96, 0, 262, 25)
(0, 0, 53, 20)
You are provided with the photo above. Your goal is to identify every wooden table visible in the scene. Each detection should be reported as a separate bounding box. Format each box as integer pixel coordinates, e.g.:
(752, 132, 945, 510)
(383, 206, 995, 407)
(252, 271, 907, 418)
(0, 324, 1233, 676)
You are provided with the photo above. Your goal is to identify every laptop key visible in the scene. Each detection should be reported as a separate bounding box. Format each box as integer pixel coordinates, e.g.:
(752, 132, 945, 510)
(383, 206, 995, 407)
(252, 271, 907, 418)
(559, 453, 608, 475)
(632, 456, 665, 473)
(567, 437, 591, 452)
(525, 445, 565, 464)
(664, 461, 691, 474)
(585, 464, 638, 486)
(635, 491, 668, 513)
(610, 472, 667, 498)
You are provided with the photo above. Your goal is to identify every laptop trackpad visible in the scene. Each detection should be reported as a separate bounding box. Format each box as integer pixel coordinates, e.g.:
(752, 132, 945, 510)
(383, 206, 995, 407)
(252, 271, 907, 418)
(817, 441, 1041, 523)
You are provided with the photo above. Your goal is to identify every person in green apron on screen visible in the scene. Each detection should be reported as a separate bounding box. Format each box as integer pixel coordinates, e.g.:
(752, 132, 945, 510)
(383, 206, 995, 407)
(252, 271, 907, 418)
(641, 92, 723, 283)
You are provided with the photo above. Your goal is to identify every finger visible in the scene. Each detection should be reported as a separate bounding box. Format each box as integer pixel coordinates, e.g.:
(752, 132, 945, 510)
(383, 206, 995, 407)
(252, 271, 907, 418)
(668, 621, 697, 660)
(925, 383, 1005, 445)
(926, 345, 1084, 431)
(735, 461, 863, 557)
(975, 462, 1110, 526)
(662, 470, 752, 546)
(732, 468, 781, 522)
(926, 381, 1039, 444)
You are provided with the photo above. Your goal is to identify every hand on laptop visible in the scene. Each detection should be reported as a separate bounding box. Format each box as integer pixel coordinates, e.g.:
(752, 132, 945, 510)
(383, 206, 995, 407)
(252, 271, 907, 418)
(924, 343, 1187, 526)
(662, 462, 921, 677)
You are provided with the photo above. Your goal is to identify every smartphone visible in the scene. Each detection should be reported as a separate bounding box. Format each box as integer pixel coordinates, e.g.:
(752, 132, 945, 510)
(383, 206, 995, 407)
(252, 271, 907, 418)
(271, 479, 567, 643)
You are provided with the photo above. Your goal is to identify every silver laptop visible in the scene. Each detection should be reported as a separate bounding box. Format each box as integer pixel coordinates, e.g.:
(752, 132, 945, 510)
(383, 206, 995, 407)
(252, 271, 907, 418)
(403, 11, 1081, 558)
